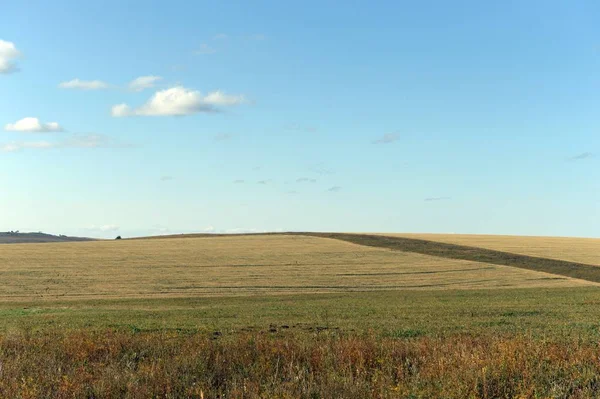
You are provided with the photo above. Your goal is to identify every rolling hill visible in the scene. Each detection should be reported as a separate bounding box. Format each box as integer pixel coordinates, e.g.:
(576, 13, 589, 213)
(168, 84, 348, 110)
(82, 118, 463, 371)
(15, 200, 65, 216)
(0, 232, 94, 244)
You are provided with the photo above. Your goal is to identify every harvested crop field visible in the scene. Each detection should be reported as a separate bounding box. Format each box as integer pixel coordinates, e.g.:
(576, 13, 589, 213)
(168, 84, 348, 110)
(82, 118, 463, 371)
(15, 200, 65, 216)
(382, 233, 600, 266)
(0, 234, 594, 302)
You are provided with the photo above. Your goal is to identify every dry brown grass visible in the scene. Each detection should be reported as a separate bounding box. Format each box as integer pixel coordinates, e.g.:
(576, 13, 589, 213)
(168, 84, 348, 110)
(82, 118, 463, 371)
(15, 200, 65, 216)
(381, 233, 600, 266)
(3, 329, 600, 398)
(0, 235, 594, 302)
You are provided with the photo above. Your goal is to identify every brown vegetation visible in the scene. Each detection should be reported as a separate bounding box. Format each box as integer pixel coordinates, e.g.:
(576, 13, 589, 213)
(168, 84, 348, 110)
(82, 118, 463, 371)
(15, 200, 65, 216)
(2, 329, 600, 398)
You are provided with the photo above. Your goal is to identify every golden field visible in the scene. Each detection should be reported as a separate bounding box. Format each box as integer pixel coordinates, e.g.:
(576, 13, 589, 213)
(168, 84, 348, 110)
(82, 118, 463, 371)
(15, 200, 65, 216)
(383, 233, 600, 266)
(0, 234, 595, 302)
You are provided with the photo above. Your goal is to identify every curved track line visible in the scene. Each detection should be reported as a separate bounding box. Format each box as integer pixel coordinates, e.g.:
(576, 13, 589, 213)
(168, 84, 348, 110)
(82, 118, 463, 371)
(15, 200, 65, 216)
(300, 233, 600, 284)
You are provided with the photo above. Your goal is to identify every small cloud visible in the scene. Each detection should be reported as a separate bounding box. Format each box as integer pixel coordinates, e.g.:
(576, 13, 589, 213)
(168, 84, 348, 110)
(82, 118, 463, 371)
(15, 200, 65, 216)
(62, 133, 127, 149)
(373, 133, 399, 144)
(424, 197, 451, 202)
(285, 123, 317, 133)
(225, 227, 265, 234)
(0, 133, 127, 153)
(150, 225, 171, 235)
(111, 104, 132, 117)
(4, 117, 63, 133)
(203, 91, 246, 106)
(310, 163, 334, 175)
(85, 224, 120, 232)
(194, 43, 216, 55)
(0, 141, 53, 152)
(203, 225, 216, 233)
(111, 86, 245, 117)
(233, 179, 245, 184)
(252, 166, 262, 171)
(58, 79, 110, 90)
(567, 152, 595, 161)
(160, 175, 174, 181)
(128, 75, 162, 92)
(286, 190, 298, 195)
(0, 39, 22, 74)
(257, 179, 272, 185)
(214, 132, 233, 141)
(327, 186, 342, 192)
(171, 64, 187, 72)
(247, 33, 266, 41)
(296, 177, 316, 183)
(100, 224, 119, 232)
(213, 33, 228, 40)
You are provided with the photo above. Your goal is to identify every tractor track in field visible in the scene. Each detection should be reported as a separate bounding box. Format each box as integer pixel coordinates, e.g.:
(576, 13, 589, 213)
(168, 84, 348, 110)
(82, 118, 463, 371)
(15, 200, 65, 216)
(300, 233, 600, 284)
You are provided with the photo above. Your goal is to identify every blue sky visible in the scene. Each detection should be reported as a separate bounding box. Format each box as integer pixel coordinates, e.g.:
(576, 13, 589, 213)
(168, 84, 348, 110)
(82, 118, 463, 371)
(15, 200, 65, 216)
(1, 0, 598, 238)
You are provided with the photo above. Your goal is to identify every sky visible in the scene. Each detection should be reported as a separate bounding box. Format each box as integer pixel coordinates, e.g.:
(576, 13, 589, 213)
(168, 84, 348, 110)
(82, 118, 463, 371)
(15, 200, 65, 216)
(1, 0, 598, 238)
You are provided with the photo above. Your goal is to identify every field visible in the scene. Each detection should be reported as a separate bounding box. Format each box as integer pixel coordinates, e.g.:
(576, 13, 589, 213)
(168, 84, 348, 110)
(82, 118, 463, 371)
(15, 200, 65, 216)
(383, 233, 600, 266)
(2, 232, 600, 398)
(0, 234, 594, 302)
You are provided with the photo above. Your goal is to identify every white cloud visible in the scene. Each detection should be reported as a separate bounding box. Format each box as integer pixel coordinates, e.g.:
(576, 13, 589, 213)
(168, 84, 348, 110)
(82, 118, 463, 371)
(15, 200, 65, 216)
(296, 177, 317, 183)
(111, 104, 132, 117)
(309, 162, 334, 175)
(225, 228, 265, 234)
(213, 33, 228, 40)
(111, 86, 246, 117)
(5, 117, 63, 133)
(0, 40, 21, 74)
(203, 91, 245, 106)
(373, 133, 400, 144)
(0, 141, 53, 152)
(99, 224, 120, 232)
(285, 123, 317, 133)
(247, 34, 266, 41)
(214, 132, 232, 141)
(128, 75, 162, 91)
(85, 225, 120, 232)
(59, 78, 109, 90)
(61, 134, 114, 148)
(150, 225, 171, 235)
(194, 43, 216, 55)
(424, 197, 452, 202)
(0, 133, 122, 153)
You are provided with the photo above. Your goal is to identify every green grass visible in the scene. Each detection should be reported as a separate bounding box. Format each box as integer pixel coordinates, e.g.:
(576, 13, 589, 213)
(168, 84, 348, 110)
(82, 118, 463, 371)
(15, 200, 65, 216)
(3, 287, 600, 340)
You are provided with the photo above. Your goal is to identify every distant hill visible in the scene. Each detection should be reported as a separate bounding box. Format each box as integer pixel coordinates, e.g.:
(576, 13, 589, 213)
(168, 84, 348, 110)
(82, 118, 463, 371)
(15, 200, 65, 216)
(0, 232, 95, 244)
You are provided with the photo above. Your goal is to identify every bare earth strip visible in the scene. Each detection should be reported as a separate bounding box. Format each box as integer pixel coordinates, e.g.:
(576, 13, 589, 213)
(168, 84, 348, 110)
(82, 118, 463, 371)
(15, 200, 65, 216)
(0, 235, 594, 302)
(305, 233, 600, 283)
(377, 233, 600, 266)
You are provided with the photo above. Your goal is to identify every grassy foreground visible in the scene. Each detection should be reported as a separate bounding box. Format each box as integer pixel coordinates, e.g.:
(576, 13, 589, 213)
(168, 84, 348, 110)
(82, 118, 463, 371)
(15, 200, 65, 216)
(3, 287, 600, 397)
(3, 329, 600, 398)
(4, 287, 600, 339)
